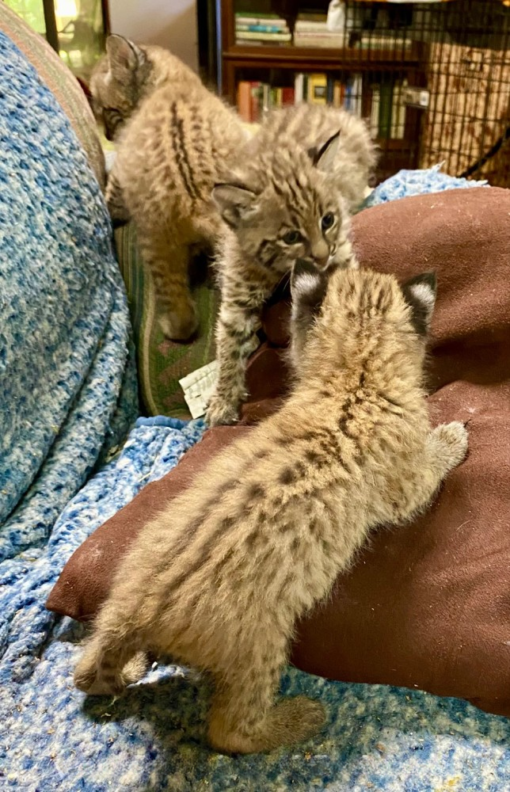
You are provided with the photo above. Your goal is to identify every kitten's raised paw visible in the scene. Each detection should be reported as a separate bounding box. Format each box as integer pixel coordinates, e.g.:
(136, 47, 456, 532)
(206, 396, 240, 427)
(432, 421, 469, 470)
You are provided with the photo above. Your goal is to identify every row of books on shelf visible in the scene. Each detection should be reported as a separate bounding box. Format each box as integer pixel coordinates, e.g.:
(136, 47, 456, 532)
(237, 74, 408, 141)
(235, 11, 292, 44)
(235, 11, 413, 51)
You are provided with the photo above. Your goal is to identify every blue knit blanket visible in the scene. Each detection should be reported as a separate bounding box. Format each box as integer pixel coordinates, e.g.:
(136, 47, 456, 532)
(1, 30, 509, 791)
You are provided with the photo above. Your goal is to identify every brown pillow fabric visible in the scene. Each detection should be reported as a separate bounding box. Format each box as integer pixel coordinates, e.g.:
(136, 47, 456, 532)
(47, 187, 510, 717)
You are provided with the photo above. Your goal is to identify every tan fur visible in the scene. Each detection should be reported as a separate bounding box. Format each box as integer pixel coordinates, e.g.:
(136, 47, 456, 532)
(207, 105, 376, 425)
(90, 36, 249, 339)
(74, 264, 468, 754)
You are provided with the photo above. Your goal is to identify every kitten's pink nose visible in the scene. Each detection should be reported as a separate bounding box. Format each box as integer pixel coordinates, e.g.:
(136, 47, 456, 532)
(314, 255, 329, 269)
(311, 241, 330, 269)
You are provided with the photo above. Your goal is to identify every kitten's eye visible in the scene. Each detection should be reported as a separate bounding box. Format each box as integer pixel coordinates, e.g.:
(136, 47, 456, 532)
(321, 213, 335, 231)
(282, 230, 302, 245)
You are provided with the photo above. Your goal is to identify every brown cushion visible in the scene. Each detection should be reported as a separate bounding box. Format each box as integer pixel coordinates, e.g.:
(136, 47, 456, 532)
(47, 187, 510, 717)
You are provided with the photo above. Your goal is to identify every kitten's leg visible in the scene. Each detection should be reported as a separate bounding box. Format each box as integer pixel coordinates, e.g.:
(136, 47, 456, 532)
(74, 629, 147, 696)
(209, 660, 325, 754)
(424, 421, 469, 481)
(106, 170, 130, 227)
(74, 596, 147, 696)
(206, 301, 264, 426)
(400, 422, 469, 520)
(137, 231, 198, 341)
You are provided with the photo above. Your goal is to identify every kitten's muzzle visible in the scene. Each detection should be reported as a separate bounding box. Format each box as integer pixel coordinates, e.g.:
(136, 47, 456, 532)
(310, 241, 330, 270)
(314, 255, 330, 269)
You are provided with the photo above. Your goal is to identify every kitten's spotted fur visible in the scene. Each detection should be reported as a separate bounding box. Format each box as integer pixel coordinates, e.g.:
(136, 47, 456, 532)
(90, 35, 249, 339)
(207, 104, 377, 425)
(74, 263, 468, 755)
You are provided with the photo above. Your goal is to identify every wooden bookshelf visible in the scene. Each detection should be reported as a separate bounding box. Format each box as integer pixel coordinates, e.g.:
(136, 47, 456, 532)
(218, 0, 428, 180)
(222, 45, 425, 98)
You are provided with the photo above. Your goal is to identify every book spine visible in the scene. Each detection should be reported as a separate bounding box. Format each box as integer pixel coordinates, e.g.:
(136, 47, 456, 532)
(344, 79, 352, 113)
(262, 84, 271, 117)
(370, 85, 380, 138)
(390, 80, 400, 138)
(326, 75, 334, 105)
(293, 35, 345, 48)
(395, 79, 407, 139)
(303, 74, 309, 102)
(236, 31, 292, 41)
(379, 79, 393, 140)
(309, 74, 327, 105)
(282, 87, 295, 106)
(250, 82, 261, 122)
(333, 80, 342, 108)
(361, 79, 372, 120)
(236, 24, 288, 33)
(355, 73, 363, 118)
(294, 73, 304, 104)
(235, 15, 287, 27)
(237, 81, 252, 123)
(295, 22, 329, 31)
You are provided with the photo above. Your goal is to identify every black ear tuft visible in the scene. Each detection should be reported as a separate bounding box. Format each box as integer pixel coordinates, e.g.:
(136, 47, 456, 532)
(309, 131, 341, 173)
(291, 258, 329, 319)
(401, 271, 437, 336)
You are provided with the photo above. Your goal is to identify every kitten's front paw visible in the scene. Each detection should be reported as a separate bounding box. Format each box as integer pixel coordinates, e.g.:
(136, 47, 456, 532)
(432, 421, 469, 470)
(206, 395, 240, 427)
(158, 304, 199, 342)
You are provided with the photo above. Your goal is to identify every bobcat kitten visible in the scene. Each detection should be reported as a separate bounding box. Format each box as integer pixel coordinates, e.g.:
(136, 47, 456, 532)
(74, 262, 468, 754)
(207, 104, 377, 426)
(90, 35, 203, 142)
(90, 35, 249, 340)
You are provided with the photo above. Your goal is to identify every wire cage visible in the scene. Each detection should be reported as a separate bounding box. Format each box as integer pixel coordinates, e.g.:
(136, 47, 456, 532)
(225, 0, 510, 185)
(342, 0, 510, 186)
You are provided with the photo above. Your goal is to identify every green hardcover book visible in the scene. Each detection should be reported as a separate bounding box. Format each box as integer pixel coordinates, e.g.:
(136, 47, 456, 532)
(379, 78, 393, 140)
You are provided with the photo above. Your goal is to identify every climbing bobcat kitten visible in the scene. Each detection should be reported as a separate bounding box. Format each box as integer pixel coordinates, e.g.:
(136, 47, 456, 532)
(207, 104, 377, 425)
(90, 35, 249, 340)
(74, 263, 468, 755)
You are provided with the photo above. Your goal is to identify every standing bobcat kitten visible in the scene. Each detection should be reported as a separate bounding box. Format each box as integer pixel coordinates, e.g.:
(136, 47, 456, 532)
(74, 263, 468, 755)
(207, 104, 377, 425)
(91, 35, 249, 339)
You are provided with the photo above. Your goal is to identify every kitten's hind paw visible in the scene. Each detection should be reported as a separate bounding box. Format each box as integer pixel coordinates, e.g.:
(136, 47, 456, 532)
(74, 649, 147, 697)
(431, 421, 469, 471)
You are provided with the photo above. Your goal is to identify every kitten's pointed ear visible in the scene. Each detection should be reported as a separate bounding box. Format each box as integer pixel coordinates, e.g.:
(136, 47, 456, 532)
(106, 35, 145, 76)
(291, 258, 330, 321)
(401, 271, 437, 335)
(212, 183, 258, 228)
(308, 131, 341, 173)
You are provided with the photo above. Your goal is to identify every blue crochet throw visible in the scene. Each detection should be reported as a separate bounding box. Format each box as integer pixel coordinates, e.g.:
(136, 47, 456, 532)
(1, 32, 510, 791)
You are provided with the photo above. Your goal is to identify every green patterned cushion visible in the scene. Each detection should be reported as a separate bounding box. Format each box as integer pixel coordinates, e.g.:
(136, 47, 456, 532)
(115, 223, 219, 418)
